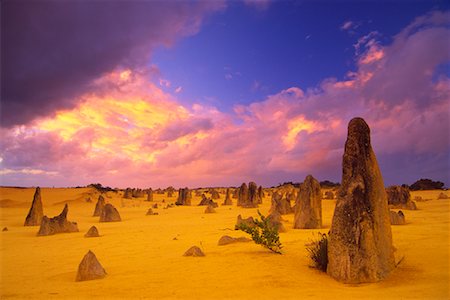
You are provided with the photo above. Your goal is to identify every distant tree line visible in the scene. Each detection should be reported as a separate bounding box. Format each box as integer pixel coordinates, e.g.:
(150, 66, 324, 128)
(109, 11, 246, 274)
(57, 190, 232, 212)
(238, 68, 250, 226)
(407, 178, 445, 191)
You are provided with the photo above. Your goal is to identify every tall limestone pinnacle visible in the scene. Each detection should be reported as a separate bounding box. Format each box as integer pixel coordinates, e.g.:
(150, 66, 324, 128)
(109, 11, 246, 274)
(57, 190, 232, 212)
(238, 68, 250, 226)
(327, 117, 396, 283)
(24, 187, 44, 226)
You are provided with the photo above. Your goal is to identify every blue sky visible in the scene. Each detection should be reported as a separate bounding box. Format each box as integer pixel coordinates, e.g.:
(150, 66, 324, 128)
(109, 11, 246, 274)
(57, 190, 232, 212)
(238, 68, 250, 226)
(153, 0, 448, 111)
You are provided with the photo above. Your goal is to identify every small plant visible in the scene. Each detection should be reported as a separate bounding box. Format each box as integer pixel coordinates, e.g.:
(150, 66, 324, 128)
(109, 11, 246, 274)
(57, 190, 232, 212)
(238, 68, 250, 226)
(236, 210, 282, 254)
(305, 232, 328, 272)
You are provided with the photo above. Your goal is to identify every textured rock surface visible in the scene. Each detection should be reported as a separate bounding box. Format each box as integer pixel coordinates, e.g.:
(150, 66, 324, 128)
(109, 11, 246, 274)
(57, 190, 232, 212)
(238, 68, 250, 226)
(438, 192, 449, 199)
(175, 188, 191, 206)
(204, 205, 216, 214)
(386, 185, 417, 210)
(235, 215, 255, 230)
(222, 188, 233, 205)
(93, 195, 105, 217)
(183, 246, 205, 257)
(324, 191, 335, 200)
(293, 175, 322, 229)
(327, 117, 395, 283)
(85, 226, 100, 237)
(24, 187, 44, 226)
(389, 210, 406, 225)
(237, 183, 248, 207)
(246, 182, 260, 208)
(99, 204, 121, 222)
(218, 235, 251, 246)
(37, 204, 79, 236)
(147, 188, 153, 202)
(269, 192, 292, 215)
(76, 250, 107, 281)
(267, 210, 286, 232)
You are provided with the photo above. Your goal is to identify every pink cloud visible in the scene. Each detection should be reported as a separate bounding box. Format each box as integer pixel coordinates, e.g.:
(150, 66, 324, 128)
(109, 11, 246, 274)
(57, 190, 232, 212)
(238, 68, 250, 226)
(1, 11, 449, 188)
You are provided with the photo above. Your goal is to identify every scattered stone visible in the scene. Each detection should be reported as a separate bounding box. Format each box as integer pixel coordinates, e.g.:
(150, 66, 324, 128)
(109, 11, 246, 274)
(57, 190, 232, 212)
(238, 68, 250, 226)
(218, 235, 252, 246)
(324, 191, 335, 200)
(294, 175, 322, 229)
(390, 210, 406, 225)
(75, 250, 107, 281)
(235, 214, 255, 230)
(37, 204, 79, 236)
(93, 195, 106, 217)
(386, 185, 417, 210)
(24, 187, 44, 226)
(175, 188, 192, 206)
(85, 226, 100, 237)
(198, 194, 218, 207)
(99, 204, 121, 222)
(327, 117, 395, 283)
(147, 188, 154, 202)
(2, 227, 8, 232)
(183, 246, 205, 257)
(222, 188, 233, 206)
(204, 205, 216, 214)
(152, 203, 158, 209)
(438, 192, 449, 199)
(413, 196, 423, 201)
(86, 197, 92, 203)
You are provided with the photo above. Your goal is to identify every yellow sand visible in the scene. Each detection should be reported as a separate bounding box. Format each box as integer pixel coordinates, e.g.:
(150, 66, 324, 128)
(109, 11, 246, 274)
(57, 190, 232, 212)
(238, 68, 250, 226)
(0, 187, 449, 299)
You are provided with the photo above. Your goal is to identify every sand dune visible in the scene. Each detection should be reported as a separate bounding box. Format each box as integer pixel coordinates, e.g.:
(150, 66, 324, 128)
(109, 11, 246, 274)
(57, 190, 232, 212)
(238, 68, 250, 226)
(0, 187, 448, 299)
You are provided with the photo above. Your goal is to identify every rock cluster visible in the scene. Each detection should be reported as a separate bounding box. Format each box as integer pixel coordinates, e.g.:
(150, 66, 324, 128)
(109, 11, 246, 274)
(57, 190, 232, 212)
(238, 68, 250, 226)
(269, 192, 292, 215)
(386, 185, 417, 210)
(204, 205, 216, 214)
(327, 117, 395, 283)
(24, 187, 44, 226)
(237, 182, 260, 208)
(37, 204, 79, 236)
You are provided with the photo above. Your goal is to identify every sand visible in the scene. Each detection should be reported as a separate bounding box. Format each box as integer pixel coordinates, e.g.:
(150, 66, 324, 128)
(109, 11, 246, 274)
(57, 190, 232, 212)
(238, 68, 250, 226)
(0, 187, 448, 299)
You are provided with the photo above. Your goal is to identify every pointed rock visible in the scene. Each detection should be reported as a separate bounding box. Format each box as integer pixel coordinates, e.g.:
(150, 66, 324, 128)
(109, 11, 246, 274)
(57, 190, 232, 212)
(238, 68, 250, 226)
(37, 204, 79, 236)
(269, 191, 292, 215)
(85, 226, 100, 237)
(2, 227, 8, 232)
(99, 204, 121, 222)
(237, 183, 248, 206)
(75, 250, 107, 281)
(438, 192, 449, 199)
(24, 187, 44, 226)
(294, 175, 322, 229)
(183, 246, 205, 257)
(204, 205, 216, 214)
(93, 195, 105, 217)
(327, 117, 395, 283)
(222, 188, 233, 206)
(267, 210, 286, 232)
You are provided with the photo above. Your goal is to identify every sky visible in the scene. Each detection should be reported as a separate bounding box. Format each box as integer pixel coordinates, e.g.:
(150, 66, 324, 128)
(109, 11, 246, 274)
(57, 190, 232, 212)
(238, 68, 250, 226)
(1, 0, 449, 189)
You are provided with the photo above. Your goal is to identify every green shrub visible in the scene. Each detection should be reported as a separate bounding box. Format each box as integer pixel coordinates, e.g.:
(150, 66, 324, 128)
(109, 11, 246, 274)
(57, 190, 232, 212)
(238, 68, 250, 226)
(236, 210, 282, 254)
(306, 232, 328, 272)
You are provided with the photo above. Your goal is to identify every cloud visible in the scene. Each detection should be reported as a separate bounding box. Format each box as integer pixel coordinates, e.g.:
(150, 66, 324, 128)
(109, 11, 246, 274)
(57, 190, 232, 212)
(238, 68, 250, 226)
(1, 10, 449, 188)
(1, 1, 224, 127)
(243, 0, 271, 10)
(341, 21, 354, 31)
(175, 86, 183, 94)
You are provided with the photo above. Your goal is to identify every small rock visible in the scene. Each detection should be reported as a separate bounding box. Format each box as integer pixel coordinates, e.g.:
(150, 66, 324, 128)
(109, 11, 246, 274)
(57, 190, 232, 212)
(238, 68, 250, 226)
(84, 226, 100, 237)
(183, 246, 205, 257)
(75, 250, 107, 281)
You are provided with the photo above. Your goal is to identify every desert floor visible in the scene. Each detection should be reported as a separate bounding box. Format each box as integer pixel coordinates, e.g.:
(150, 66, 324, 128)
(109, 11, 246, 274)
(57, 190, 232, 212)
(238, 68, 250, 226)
(0, 187, 449, 299)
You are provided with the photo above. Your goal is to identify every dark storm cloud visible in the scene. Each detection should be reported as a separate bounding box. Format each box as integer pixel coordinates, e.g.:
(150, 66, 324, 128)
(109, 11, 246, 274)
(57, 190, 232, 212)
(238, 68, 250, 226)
(1, 0, 223, 127)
